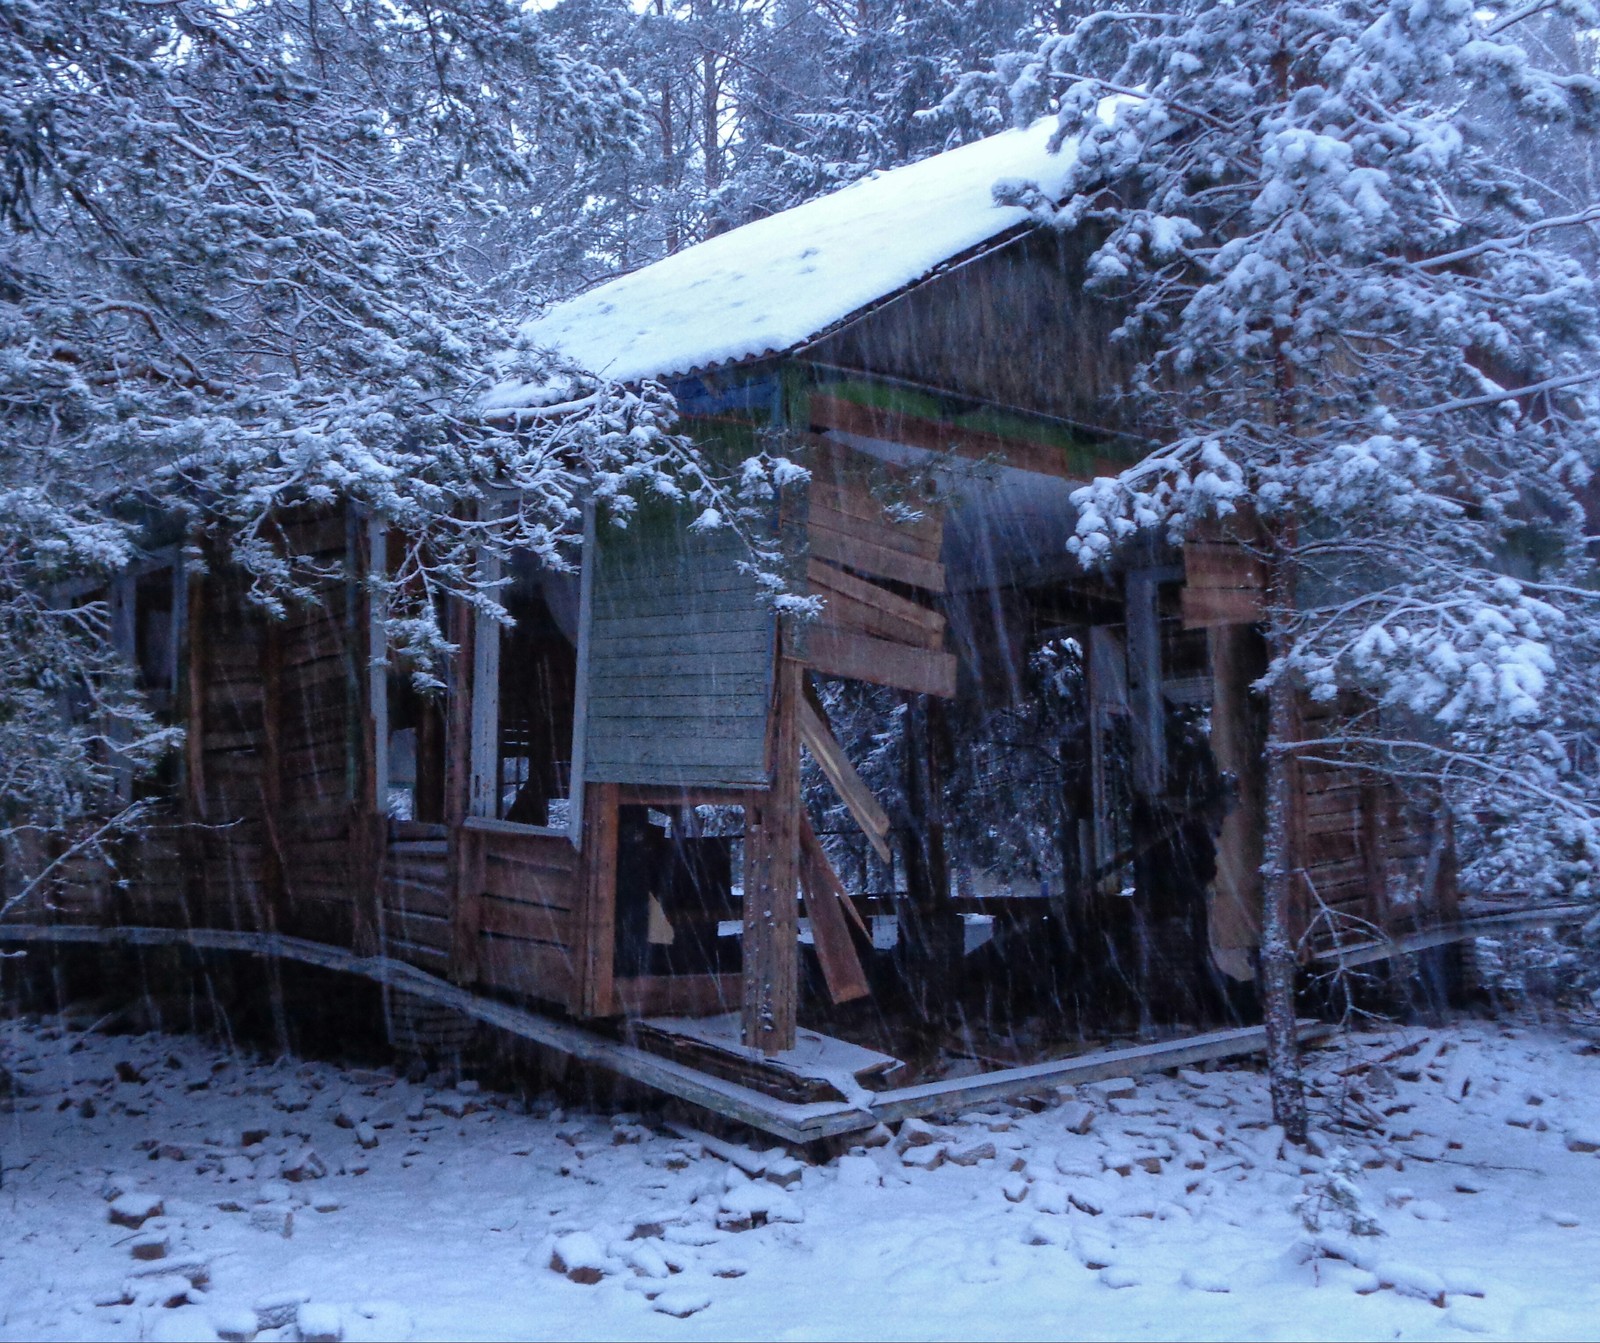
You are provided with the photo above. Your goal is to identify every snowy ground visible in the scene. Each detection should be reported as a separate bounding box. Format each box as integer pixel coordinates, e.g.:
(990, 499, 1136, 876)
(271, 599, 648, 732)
(3, 1011, 1600, 1342)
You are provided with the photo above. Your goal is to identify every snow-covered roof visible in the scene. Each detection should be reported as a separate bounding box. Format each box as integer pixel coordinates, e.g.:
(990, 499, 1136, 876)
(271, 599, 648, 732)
(486, 119, 1077, 406)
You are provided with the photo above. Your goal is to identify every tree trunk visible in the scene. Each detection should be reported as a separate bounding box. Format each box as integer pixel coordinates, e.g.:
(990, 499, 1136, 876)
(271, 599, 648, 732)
(1259, 577, 1308, 1144)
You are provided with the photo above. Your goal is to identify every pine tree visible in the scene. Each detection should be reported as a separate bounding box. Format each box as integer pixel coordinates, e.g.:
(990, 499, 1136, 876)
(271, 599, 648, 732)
(0, 0, 725, 905)
(1000, 0, 1600, 1139)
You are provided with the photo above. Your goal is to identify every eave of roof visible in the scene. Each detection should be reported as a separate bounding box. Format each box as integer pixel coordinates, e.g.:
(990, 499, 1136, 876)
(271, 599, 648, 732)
(485, 118, 1078, 409)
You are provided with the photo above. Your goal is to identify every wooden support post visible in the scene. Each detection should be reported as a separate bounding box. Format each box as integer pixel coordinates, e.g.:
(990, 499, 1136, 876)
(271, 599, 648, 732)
(577, 781, 619, 1017)
(351, 518, 386, 957)
(1125, 568, 1166, 800)
(444, 598, 482, 985)
(180, 568, 209, 926)
(258, 613, 287, 934)
(743, 657, 800, 1055)
(1086, 625, 1127, 875)
(895, 691, 957, 1016)
(1206, 622, 1266, 982)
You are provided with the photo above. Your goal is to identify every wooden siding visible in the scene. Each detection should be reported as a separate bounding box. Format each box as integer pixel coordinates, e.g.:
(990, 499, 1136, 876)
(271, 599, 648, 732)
(584, 500, 774, 788)
(463, 824, 583, 1008)
(191, 513, 360, 945)
(803, 227, 1142, 438)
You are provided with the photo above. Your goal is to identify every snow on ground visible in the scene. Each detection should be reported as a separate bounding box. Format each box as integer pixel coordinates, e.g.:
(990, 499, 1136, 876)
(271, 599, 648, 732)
(3, 1012, 1600, 1342)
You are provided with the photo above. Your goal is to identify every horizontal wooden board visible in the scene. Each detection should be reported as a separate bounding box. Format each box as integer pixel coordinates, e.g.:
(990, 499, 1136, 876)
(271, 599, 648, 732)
(385, 936, 451, 975)
(808, 479, 943, 544)
(1304, 856, 1367, 890)
(805, 626, 956, 698)
(589, 628, 774, 660)
(478, 895, 573, 945)
(1185, 542, 1266, 590)
(477, 935, 579, 1005)
(483, 855, 579, 910)
(383, 907, 452, 953)
(808, 522, 945, 592)
(383, 880, 451, 921)
(809, 501, 940, 564)
(807, 393, 1105, 483)
(587, 652, 772, 686)
(1181, 586, 1264, 629)
(478, 829, 580, 872)
(589, 733, 771, 766)
(1304, 829, 1363, 867)
(592, 606, 774, 641)
(614, 974, 741, 1018)
(809, 561, 945, 651)
(587, 694, 771, 721)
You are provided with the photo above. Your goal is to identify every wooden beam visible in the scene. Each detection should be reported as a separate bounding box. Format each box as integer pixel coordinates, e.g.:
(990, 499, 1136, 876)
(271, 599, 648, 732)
(576, 781, 619, 1017)
(805, 626, 956, 698)
(807, 392, 1126, 483)
(798, 816, 871, 1005)
(1086, 625, 1126, 874)
(614, 973, 740, 1017)
(1314, 902, 1593, 968)
(0, 921, 872, 1144)
(445, 599, 481, 985)
(796, 693, 892, 864)
(743, 657, 801, 1055)
(1126, 569, 1165, 800)
(1182, 586, 1264, 629)
(868, 1021, 1335, 1124)
(1207, 623, 1265, 982)
(808, 559, 944, 633)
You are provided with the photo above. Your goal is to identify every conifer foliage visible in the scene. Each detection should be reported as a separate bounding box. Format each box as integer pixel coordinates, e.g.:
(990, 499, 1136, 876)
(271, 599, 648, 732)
(1004, 0, 1600, 1136)
(0, 0, 702, 902)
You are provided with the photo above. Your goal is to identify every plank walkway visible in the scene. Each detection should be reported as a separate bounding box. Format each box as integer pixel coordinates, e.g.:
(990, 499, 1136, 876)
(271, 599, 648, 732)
(0, 922, 1328, 1144)
(1314, 902, 1592, 969)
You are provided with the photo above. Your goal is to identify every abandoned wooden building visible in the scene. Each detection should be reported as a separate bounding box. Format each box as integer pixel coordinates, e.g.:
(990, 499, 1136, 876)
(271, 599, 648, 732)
(1, 119, 1494, 1140)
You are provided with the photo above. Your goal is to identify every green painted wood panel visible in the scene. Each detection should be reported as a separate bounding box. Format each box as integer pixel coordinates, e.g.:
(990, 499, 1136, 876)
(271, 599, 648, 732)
(583, 500, 775, 787)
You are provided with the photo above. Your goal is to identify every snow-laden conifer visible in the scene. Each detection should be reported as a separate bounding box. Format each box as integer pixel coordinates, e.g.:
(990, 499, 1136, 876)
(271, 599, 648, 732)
(998, 0, 1600, 1138)
(0, 0, 734, 908)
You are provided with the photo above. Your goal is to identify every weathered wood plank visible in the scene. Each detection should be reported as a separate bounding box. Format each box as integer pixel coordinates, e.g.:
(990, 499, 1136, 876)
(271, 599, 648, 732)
(577, 782, 619, 1017)
(586, 694, 771, 721)
(1181, 585, 1264, 629)
(868, 1021, 1335, 1124)
(807, 392, 1107, 483)
(798, 817, 871, 1005)
(591, 607, 774, 640)
(587, 652, 772, 682)
(807, 523, 945, 593)
(805, 626, 956, 698)
(478, 934, 580, 1002)
(808, 501, 941, 564)
(796, 693, 892, 863)
(478, 895, 573, 945)
(743, 657, 801, 1055)
(809, 561, 946, 652)
(589, 628, 774, 659)
(1185, 542, 1267, 590)
(614, 974, 741, 1018)
(482, 853, 579, 910)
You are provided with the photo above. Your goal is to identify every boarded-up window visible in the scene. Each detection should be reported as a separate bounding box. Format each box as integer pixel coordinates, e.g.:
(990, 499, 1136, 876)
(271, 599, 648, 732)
(583, 501, 774, 789)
